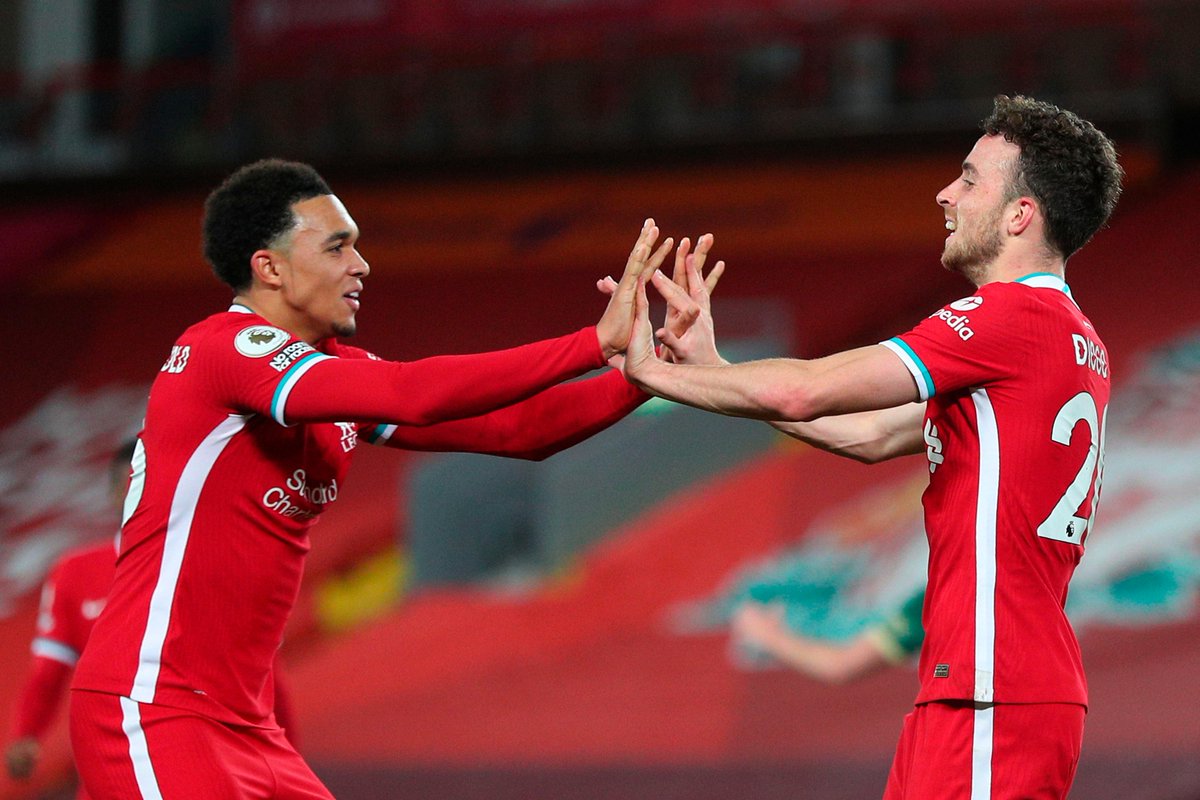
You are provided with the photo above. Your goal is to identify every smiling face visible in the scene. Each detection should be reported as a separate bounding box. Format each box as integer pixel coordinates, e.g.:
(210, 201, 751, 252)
(266, 194, 369, 342)
(936, 134, 1021, 285)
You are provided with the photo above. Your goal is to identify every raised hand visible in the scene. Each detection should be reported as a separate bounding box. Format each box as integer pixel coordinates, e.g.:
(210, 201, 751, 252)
(595, 219, 673, 361)
(597, 232, 725, 368)
(665, 234, 723, 326)
(731, 601, 790, 653)
(655, 233, 725, 366)
(622, 272, 662, 387)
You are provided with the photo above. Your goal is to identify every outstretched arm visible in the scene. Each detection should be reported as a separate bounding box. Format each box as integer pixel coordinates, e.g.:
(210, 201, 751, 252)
(365, 368, 645, 460)
(362, 233, 724, 458)
(5, 656, 72, 780)
(637, 250, 921, 462)
(277, 222, 673, 427)
(769, 403, 927, 463)
(732, 602, 894, 684)
(625, 275, 920, 422)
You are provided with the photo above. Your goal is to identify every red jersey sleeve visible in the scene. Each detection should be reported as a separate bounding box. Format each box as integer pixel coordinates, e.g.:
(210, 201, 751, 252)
(361, 368, 646, 460)
(9, 657, 72, 740)
(203, 318, 608, 428)
(29, 564, 83, 667)
(10, 565, 80, 740)
(880, 283, 1025, 401)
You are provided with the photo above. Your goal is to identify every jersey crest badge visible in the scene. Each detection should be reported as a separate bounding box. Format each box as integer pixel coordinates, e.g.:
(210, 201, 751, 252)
(234, 326, 290, 358)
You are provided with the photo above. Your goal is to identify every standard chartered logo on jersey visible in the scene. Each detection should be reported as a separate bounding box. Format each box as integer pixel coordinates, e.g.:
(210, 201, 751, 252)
(262, 469, 340, 520)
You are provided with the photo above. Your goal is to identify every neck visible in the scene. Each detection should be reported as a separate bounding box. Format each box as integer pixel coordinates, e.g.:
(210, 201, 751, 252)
(974, 245, 1064, 288)
(232, 291, 322, 344)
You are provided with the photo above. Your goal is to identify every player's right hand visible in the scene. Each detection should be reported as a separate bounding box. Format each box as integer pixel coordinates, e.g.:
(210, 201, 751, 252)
(731, 601, 789, 651)
(654, 233, 725, 366)
(5, 737, 40, 780)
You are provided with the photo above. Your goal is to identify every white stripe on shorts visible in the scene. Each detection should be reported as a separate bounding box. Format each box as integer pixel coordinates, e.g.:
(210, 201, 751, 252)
(120, 696, 164, 800)
(971, 703, 995, 800)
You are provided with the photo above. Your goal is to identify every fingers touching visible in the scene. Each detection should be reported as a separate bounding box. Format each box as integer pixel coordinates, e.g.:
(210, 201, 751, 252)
(597, 221, 724, 361)
(651, 269, 700, 330)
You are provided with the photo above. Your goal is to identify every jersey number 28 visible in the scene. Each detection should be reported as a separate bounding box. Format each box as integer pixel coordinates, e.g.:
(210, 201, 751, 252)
(1038, 391, 1107, 546)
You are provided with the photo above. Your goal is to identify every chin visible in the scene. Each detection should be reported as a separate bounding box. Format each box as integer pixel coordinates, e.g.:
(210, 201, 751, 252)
(332, 320, 357, 338)
(942, 256, 987, 286)
(940, 247, 959, 273)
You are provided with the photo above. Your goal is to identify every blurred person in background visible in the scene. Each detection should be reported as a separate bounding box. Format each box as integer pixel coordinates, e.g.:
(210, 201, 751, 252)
(626, 95, 1123, 799)
(4, 442, 134, 796)
(732, 588, 925, 684)
(5, 441, 303, 797)
(68, 159, 720, 799)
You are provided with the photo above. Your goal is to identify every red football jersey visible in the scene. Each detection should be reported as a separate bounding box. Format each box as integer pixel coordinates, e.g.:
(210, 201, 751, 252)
(11, 542, 116, 740)
(882, 273, 1110, 706)
(73, 304, 632, 727)
(31, 542, 116, 668)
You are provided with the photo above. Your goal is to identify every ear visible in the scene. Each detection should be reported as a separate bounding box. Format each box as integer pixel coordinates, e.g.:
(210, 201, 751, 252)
(250, 249, 284, 288)
(1007, 197, 1038, 237)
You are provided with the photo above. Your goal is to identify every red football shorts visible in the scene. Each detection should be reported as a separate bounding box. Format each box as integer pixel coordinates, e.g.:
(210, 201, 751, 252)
(70, 690, 333, 800)
(884, 700, 1085, 800)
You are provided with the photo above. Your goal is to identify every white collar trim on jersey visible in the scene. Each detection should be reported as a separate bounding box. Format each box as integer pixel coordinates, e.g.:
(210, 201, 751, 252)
(229, 302, 254, 314)
(1014, 272, 1078, 308)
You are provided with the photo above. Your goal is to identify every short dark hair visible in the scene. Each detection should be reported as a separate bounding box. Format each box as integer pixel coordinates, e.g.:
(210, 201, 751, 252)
(202, 159, 332, 290)
(982, 95, 1123, 260)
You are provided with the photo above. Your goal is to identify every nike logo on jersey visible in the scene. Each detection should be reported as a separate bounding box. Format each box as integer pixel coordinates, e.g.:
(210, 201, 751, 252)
(335, 422, 358, 452)
(81, 598, 107, 620)
(924, 419, 945, 474)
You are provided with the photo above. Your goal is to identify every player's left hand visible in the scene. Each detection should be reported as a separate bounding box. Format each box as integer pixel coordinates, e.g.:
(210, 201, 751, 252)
(622, 273, 663, 387)
(595, 220, 673, 362)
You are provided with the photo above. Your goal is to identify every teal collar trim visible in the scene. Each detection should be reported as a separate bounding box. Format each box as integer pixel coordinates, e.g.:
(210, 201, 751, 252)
(1014, 272, 1077, 308)
(1014, 272, 1071, 295)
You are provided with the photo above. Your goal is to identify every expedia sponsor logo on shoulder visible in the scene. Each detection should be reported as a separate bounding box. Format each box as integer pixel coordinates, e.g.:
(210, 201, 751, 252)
(269, 341, 317, 372)
(931, 304, 977, 340)
(235, 326, 289, 358)
(949, 296, 983, 312)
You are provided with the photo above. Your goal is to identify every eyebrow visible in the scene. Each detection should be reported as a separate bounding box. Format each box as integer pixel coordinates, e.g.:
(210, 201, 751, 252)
(322, 230, 353, 246)
(961, 161, 978, 175)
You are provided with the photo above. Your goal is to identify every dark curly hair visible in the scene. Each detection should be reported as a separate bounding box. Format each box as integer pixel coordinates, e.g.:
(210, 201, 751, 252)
(982, 95, 1123, 261)
(202, 159, 332, 290)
